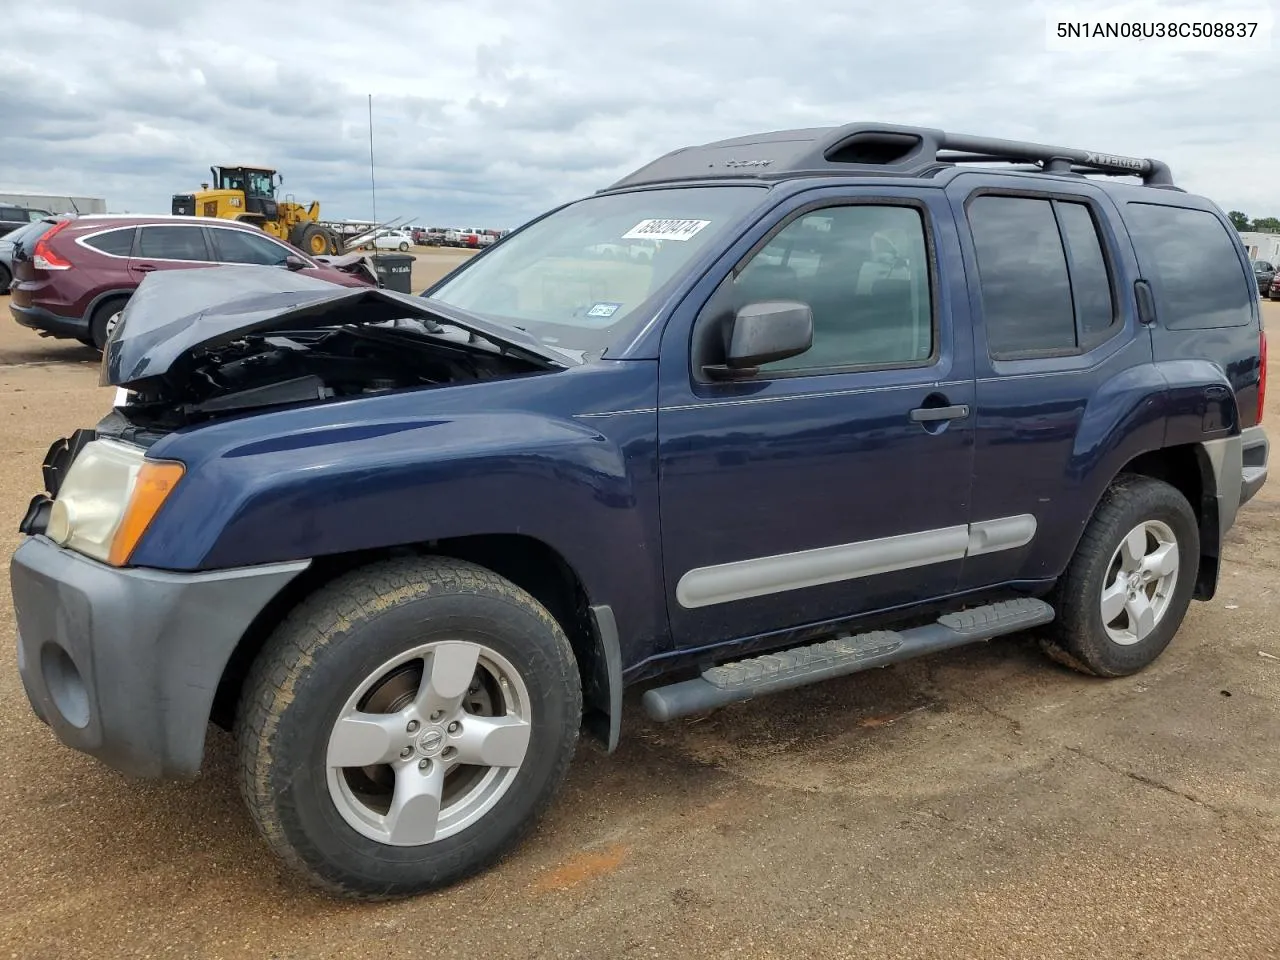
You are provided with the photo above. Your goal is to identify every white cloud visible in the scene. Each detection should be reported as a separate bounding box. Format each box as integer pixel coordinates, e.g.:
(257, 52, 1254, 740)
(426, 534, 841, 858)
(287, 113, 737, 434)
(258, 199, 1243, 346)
(1, 0, 1275, 226)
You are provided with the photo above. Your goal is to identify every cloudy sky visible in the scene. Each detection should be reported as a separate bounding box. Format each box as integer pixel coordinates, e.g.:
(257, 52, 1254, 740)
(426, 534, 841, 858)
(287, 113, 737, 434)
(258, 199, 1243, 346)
(3, 0, 1276, 229)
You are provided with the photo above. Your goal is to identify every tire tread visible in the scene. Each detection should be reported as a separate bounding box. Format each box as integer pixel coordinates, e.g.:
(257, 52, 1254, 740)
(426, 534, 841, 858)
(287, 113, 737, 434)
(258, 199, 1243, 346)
(235, 556, 581, 900)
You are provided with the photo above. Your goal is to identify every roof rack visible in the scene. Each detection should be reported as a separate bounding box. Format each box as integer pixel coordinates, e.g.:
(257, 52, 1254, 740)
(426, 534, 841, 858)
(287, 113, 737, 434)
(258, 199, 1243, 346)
(606, 122, 1174, 190)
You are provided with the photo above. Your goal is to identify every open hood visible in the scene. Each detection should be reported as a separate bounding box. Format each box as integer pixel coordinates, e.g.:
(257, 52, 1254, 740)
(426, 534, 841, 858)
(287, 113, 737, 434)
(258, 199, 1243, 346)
(100, 264, 577, 389)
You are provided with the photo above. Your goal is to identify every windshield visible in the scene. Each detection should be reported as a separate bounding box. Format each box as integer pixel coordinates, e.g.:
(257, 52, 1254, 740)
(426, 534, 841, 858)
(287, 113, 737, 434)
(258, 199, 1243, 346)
(428, 185, 766, 355)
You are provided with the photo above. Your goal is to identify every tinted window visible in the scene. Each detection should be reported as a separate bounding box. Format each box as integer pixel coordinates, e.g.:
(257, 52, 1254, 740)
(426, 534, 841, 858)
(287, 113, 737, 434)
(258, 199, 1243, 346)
(83, 228, 135, 257)
(137, 225, 209, 261)
(969, 196, 1075, 357)
(1056, 201, 1116, 347)
(210, 228, 291, 265)
(1125, 204, 1252, 329)
(733, 204, 933, 372)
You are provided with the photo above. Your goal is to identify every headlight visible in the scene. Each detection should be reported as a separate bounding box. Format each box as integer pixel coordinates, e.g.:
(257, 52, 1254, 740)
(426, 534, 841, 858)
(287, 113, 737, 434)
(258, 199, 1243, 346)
(45, 438, 184, 566)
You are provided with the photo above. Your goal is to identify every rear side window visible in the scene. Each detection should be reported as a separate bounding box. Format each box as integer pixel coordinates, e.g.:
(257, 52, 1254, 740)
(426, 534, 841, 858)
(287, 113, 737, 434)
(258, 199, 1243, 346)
(136, 225, 209, 262)
(968, 195, 1117, 358)
(1124, 204, 1252, 329)
(82, 228, 135, 257)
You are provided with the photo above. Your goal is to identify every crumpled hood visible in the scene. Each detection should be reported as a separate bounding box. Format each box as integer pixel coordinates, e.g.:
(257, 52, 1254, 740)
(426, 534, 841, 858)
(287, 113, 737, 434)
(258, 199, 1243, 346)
(100, 265, 575, 388)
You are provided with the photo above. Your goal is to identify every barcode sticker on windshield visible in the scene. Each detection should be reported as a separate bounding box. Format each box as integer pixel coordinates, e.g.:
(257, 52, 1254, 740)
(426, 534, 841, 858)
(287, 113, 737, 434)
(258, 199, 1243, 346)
(622, 219, 711, 241)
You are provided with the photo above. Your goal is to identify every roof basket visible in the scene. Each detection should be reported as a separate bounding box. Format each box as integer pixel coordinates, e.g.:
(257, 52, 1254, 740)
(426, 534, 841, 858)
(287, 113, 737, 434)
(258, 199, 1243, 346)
(606, 122, 1174, 190)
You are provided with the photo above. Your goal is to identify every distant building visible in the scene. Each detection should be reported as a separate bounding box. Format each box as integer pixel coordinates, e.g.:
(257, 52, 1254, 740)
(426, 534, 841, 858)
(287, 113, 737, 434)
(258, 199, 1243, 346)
(1241, 231, 1280, 263)
(0, 192, 106, 215)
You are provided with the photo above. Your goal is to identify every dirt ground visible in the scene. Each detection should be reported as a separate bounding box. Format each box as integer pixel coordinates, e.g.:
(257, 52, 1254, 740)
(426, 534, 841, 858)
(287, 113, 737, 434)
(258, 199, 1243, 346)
(2, 272, 1279, 959)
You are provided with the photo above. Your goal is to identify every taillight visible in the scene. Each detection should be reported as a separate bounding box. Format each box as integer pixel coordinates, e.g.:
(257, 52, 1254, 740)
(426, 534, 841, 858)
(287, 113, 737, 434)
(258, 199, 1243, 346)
(1258, 328, 1267, 424)
(32, 220, 72, 271)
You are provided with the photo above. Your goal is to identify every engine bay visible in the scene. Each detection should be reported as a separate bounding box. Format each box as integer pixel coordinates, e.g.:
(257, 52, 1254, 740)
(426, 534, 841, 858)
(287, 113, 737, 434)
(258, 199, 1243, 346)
(112, 317, 552, 432)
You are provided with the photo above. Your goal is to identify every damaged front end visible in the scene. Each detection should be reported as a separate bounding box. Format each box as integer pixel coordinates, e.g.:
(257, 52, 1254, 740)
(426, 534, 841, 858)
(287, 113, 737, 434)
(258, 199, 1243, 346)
(98, 265, 575, 436)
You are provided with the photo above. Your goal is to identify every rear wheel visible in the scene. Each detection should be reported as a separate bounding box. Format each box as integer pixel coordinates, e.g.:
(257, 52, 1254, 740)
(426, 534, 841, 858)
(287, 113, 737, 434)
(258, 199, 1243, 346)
(89, 295, 129, 351)
(236, 557, 582, 899)
(1041, 475, 1199, 677)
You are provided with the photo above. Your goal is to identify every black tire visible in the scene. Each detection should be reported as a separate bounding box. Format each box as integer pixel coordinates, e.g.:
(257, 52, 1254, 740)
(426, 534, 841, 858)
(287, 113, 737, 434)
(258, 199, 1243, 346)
(1041, 474, 1199, 677)
(289, 223, 333, 257)
(0, 262, 11, 292)
(89, 296, 129, 351)
(235, 556, 582, 900)
(398, 241, 409, 252)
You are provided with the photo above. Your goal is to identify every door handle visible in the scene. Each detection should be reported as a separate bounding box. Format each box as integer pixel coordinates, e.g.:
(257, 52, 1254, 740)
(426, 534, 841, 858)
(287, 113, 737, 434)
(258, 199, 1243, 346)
(910, 404, 970, 423)
(134, 264, 157, 272)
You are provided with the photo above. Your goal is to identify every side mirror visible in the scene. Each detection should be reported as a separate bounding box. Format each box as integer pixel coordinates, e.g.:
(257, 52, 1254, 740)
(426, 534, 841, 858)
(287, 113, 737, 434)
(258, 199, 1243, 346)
(704, 300, 813, 380)
(284, 255, 308, 272)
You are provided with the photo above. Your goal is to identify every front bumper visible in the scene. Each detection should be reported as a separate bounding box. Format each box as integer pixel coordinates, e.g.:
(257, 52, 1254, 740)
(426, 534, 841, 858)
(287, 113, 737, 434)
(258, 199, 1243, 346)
(11, 536, 308, 779)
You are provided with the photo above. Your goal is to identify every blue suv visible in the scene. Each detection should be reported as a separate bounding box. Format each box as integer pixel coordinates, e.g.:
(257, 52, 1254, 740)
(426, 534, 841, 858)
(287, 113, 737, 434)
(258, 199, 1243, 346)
(10, 123, 1269, 899)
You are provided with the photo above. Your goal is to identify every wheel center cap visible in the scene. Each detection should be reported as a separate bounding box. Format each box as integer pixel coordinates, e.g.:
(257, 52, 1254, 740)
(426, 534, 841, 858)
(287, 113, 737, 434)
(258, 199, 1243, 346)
(417, 728, 445, 756)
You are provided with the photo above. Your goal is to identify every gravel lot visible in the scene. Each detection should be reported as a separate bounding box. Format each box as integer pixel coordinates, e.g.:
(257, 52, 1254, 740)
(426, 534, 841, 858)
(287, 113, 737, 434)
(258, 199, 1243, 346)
(2, 266, 1278, 959)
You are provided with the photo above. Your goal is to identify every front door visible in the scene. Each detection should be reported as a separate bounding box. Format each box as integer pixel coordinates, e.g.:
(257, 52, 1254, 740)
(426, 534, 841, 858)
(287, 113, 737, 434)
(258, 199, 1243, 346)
(657, 188, 978, 649)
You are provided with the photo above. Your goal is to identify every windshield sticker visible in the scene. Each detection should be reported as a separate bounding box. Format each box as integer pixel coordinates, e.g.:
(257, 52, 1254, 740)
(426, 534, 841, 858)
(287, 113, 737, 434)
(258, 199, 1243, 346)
(622, 218, 711, 242)
(586, 302, 623, 319)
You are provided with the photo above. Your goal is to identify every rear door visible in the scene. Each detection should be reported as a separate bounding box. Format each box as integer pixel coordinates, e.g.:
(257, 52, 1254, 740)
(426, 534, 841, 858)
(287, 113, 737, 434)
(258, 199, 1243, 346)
(657, 186, 978, 648)
(128, 224, 215, 281)
(946, 176, 1153, 592)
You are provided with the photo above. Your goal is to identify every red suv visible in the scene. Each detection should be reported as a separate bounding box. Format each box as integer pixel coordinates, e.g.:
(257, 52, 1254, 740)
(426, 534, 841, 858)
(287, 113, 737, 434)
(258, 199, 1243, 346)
(10, 215, 376, 349)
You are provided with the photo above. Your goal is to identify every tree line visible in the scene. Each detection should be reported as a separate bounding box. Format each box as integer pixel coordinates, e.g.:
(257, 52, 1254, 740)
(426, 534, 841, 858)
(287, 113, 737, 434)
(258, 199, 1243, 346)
(1229, 212, 1280, 232)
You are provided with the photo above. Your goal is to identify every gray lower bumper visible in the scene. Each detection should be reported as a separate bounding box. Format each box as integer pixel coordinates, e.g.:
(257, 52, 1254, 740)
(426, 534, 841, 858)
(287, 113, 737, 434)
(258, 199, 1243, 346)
(1204, 425, 1269, 543)
(1240, 425, 1269, 508)
(11, 536, 308, 779)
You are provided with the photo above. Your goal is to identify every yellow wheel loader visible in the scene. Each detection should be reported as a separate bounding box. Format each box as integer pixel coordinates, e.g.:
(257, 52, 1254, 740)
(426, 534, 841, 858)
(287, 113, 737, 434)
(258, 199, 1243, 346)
(171, 166, 342, 256)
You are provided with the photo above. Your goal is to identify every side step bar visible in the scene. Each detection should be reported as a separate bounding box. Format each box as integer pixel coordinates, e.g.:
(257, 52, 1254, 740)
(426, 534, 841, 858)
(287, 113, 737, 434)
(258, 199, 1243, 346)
(642, 598, 1054, 722)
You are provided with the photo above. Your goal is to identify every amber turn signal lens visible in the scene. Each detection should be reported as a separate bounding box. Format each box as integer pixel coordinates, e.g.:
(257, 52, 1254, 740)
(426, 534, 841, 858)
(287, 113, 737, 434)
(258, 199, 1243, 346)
(107, 460, 185, 566)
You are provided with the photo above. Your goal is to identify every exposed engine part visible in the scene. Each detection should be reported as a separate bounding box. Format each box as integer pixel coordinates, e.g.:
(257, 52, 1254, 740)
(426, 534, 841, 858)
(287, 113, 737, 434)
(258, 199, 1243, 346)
(110, 318, 549, 433)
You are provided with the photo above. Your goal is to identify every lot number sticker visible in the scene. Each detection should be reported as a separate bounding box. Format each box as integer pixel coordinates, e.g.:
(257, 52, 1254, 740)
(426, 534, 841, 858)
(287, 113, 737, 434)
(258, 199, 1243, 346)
(622, 219, 711, 241)
(586, 302, 623, 318)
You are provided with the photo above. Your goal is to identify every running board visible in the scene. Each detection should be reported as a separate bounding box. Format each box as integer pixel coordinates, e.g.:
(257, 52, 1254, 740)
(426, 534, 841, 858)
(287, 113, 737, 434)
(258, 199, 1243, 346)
(642, 598, 1054, 722)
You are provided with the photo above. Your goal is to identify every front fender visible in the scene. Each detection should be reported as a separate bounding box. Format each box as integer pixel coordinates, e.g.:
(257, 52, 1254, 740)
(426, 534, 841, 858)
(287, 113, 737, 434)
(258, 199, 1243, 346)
(130, 363, 665, 663)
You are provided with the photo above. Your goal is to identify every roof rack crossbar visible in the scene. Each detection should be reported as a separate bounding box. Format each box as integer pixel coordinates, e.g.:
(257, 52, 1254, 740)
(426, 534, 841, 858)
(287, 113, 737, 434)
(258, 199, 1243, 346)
(606, 122, 1174, 190)
(927, 130, 1172, 185)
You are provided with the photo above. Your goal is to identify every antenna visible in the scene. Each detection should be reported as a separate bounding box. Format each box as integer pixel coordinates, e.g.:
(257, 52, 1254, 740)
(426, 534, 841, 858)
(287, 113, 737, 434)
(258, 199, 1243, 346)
(368, 94, 378, 236)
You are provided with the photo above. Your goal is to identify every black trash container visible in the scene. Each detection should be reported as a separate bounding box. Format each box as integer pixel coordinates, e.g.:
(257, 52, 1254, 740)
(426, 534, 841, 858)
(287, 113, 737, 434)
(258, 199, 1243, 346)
(371, 253, 413, 294)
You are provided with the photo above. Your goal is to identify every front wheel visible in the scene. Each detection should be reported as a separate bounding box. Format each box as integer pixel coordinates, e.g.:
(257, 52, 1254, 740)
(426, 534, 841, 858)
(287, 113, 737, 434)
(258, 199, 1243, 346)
(398, 241, 409, 252)
(1041, 475, 1199, 677)
(236, 557, 582, 899)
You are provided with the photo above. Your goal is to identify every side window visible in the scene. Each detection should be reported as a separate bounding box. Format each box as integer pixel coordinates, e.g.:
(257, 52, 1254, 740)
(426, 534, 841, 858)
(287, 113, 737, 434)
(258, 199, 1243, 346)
(1124, 204, 1252, 329)
(733, 204, 934, 372)
(967, 195, 1117, 359)
(210, 228, 291, 265)
(82, 228, 136, 257)
(136, 225, 209, 262)
(1056, 202, 1116, 349)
